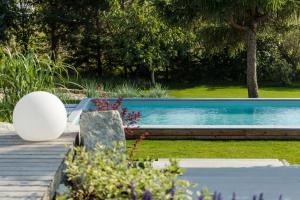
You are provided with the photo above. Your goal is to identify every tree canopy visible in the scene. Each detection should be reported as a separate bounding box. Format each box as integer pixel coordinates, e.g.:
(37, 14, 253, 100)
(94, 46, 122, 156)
(0, 0, 299, 89)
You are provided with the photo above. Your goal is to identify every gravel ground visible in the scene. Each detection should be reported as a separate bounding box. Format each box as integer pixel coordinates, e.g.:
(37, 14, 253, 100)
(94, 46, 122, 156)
(62, 92, 86, 100)
(0, 92, 86, 102)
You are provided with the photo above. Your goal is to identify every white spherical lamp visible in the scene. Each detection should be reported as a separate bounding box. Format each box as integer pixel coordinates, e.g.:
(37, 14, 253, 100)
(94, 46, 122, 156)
(13, 91, 67, 141)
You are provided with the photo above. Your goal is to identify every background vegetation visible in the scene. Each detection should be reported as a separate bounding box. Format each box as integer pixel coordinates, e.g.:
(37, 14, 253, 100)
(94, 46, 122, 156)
(0, 0, 299, 88)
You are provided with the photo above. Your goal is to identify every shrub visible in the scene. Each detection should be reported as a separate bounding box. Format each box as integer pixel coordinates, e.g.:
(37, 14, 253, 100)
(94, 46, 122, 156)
(58, 143, 194, 200)
(257, 38, 293, 85)
(0, 49, 73, 122)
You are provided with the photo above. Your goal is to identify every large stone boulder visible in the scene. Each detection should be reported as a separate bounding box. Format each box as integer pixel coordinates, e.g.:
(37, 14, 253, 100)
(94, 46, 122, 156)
(80, 110, 125, 151)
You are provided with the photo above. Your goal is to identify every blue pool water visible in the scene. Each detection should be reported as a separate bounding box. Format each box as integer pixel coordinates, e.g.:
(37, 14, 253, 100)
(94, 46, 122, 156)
(90, 99, 300, 126)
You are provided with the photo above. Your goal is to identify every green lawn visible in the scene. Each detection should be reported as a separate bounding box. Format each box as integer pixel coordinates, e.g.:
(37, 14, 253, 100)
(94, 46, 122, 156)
(127, 84, 300, 164)
(168, 84, 300, 98)
(127, 140, 300, 164)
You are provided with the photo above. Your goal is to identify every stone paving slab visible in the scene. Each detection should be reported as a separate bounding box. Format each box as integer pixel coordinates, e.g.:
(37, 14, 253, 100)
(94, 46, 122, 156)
(182, 166, 300, 200)
(153, 159, 288, 169)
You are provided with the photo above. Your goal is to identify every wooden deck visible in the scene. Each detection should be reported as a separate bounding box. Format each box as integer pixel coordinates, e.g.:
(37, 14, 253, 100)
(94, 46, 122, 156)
(0, 104, 79, 200)
(0, 130, 78, 200)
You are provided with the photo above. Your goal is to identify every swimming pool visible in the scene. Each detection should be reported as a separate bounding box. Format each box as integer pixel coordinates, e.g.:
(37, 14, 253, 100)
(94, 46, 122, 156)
(68, 98, 300, 139)
(122, 99, 300, 126)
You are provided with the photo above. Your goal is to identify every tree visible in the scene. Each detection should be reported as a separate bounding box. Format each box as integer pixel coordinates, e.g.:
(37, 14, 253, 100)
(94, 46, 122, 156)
(106, 0, 194, 84)
(40, 0, 66, 61)
(276, 27, 300, 74)
(62, 0, 110, 77)
(7, 0, 39, 52)
(0, 0, 11, 42)
(157, 0, 299, 97)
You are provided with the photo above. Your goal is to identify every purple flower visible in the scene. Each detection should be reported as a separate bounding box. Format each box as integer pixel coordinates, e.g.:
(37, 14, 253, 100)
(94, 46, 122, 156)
(129, 182, 137, 200)
(198, 192, 204, 200)
(259, 193, 264, 200)
(232, 192, 236, 200)
(213, 191, 217, 200)
(217, 192, 223, 200)
(142, 190, 152, 200)
(169, 182, 176, 200)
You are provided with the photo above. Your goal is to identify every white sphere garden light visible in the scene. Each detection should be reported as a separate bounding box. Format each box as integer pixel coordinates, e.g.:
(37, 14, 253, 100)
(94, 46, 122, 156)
(13, 91, 67, 141)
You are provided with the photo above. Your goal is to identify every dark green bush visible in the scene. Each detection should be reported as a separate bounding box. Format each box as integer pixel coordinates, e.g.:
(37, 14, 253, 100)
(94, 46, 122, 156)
(171, 37, 294, 85)
(257, 38, 293, 85)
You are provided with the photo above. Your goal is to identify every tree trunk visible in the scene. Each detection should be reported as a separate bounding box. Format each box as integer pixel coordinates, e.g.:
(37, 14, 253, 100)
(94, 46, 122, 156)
(95, 6, 102, 78)
(246, 27, 259, 98)
(50, 23, 59, 62)
(151, 70, 156, 85)
(97, 47, 102, 77)
(165, 66, 169, 82)
(124, 66, 128, 78)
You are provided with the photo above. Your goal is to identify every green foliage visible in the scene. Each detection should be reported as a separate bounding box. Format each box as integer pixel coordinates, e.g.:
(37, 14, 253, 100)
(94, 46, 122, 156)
(157, 0, 299, 53)
(104, 0, 195, 82)
(157, 0, 299, 22)
(0, 49, 72, 122)
(257, 37, 293, 85)
(0, 0, 10, 42)
(0, 0, 299, 86)
(278, 28, 300, 72)
(141, 84, 168, 98)
(3, 0, 40, 52)
(60, 142, 194, 200)
(109, 83, 142, 98)
(83, 80, 101, 98)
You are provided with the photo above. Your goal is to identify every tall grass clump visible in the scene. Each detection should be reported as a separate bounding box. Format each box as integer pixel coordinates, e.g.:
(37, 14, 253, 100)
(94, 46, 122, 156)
(141, 84, 168, 98)
(0, 49, 73, 122)
(109, 83, 142, 97)
(82, 79, 100, 98)
(83, 79, 168, 98)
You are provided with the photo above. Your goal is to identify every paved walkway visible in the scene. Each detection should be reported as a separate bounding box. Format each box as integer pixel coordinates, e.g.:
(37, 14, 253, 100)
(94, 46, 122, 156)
(153, 158, 287, 168)
(154, 159, 300, 199)
(182, 166, 300, 200)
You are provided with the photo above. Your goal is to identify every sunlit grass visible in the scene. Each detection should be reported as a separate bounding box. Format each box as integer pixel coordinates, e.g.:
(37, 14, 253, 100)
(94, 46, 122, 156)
(168, 84, 300, 98)
(127, 140, 300, 164)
